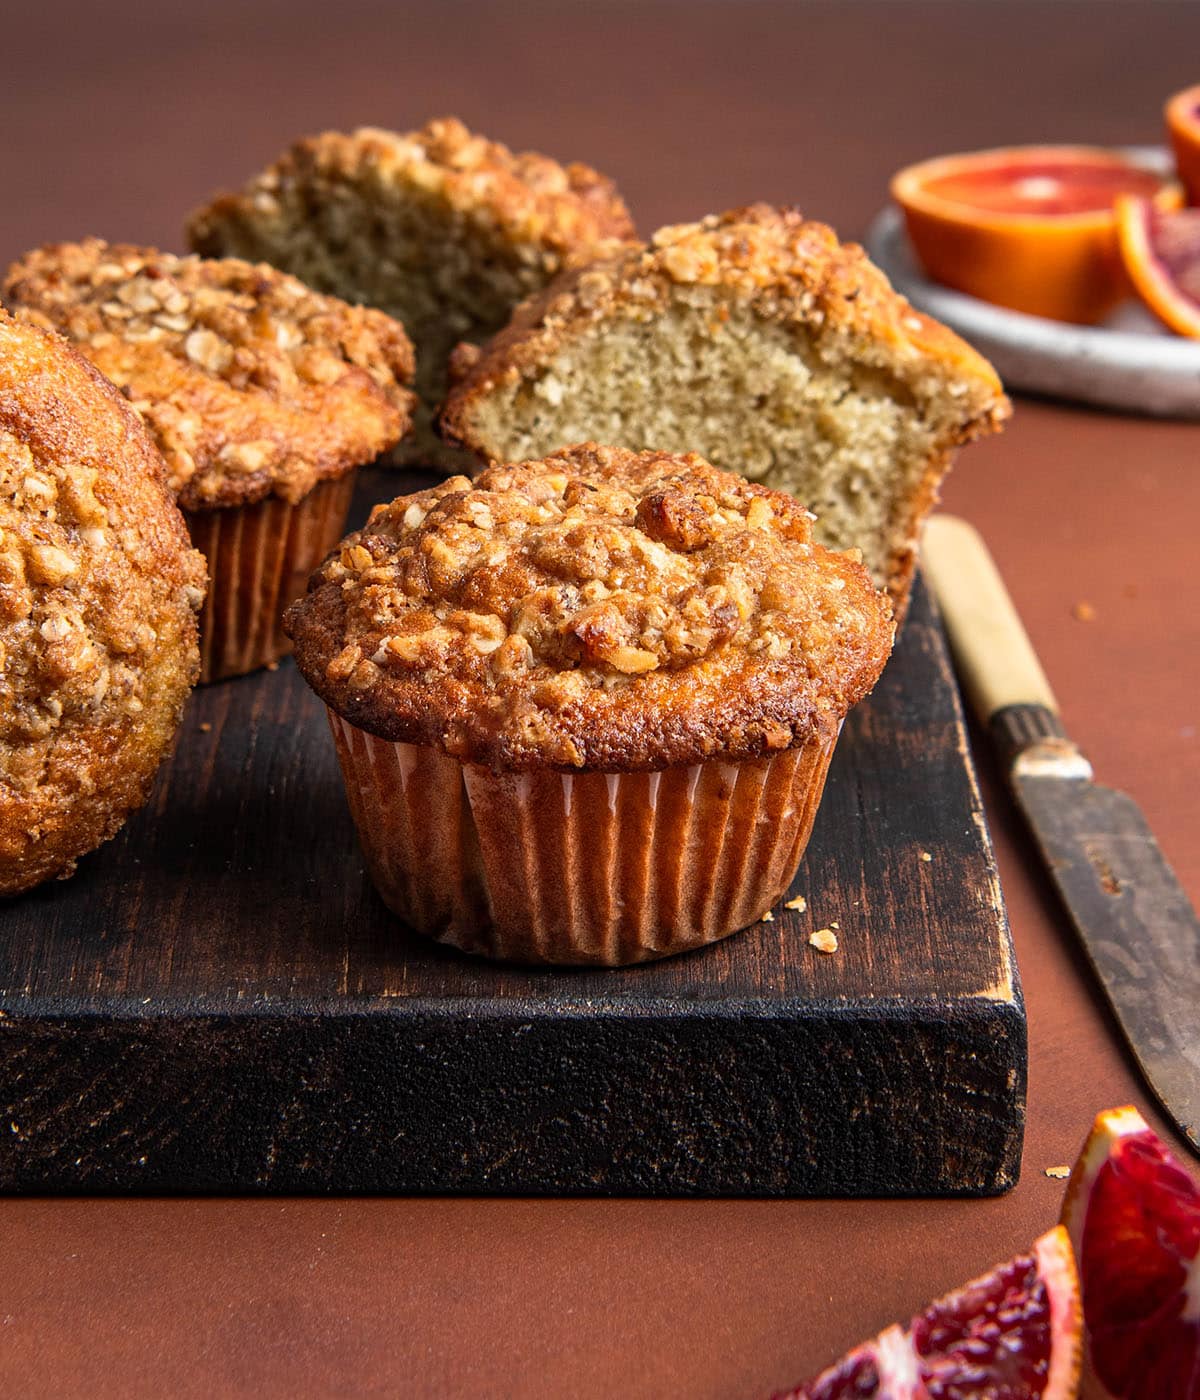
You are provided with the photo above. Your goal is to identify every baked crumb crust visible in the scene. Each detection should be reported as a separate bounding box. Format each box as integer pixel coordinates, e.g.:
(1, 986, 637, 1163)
(286, 443, 893, 771)
(4, 239, 416, 510)
(187, 117, 635, 275)
(443, 205, 1007, 432)
(0, 311, 206, 895)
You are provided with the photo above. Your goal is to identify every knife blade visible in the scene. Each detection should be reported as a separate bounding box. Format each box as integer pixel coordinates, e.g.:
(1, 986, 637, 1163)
(922, 514, 1200, 1156)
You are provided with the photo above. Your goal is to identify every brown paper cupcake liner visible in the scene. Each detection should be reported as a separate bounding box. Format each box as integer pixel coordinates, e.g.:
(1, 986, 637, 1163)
(184, 472, 357, 683)
(328, 711, 836, 966)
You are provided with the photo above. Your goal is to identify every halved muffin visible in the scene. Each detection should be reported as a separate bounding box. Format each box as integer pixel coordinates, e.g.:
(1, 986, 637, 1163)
(186, 118, 636, 466)
(5, 239, 416, 680)
(440, 205, 1009, 615)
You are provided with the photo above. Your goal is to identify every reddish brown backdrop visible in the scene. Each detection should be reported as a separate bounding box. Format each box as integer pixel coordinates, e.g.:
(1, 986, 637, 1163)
(2, 2, 1198, 1395)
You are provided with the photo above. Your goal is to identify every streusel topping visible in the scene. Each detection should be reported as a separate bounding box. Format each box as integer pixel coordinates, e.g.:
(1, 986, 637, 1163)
(444, 205, 1008, 399)
(5, 239, 416, 509)
(286, 444, 893, 770)
(190, 118, 635, 267)
(0, 312, 205, 893)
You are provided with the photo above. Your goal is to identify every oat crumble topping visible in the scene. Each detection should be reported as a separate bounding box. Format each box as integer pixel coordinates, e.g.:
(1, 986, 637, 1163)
(4, 240, 416, 509)
(286, 443, 894, 770)
(0, 312, 205, 894)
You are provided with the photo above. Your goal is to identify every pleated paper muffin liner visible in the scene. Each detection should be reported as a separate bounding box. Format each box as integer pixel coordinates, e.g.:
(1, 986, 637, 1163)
(328, 711, 837, 966)
(184, 472, 357, 683)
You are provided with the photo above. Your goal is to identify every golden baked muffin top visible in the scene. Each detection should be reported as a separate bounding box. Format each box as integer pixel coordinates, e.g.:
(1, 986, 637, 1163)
(443, 203, 1007, 421)
(4, 240, 416, 511)
(0, 312, 206, 896)
(188, 117, 635, 271)
(286, 444, 894, 770)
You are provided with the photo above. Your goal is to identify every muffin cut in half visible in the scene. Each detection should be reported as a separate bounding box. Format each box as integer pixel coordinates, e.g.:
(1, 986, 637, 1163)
(5, 239, 416, 681)
(440, 205, 1010, 615)
(285, 443, 894, 965)
(187, 117, 636, 466)
(0, 311, 206, 896)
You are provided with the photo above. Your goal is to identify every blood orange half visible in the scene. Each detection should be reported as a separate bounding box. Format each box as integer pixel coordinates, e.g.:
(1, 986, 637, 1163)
(1061, 1105, 1200, 1399)
(1114, 195, 1200, 337)
(892, 146, 1179, 324)
(773, 1227, 1081, 1399)
(1166, 84, 1200, 206)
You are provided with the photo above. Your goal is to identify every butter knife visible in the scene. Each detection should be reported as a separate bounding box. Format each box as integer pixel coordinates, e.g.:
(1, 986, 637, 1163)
(922, 514, 1200, 1156)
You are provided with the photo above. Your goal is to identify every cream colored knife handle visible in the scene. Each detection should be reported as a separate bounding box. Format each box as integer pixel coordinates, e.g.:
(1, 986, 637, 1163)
(921, 515, 1059, 724)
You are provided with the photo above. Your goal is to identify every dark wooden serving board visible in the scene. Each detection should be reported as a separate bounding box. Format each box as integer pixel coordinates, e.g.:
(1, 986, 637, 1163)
(0, 471, 1024, 1197)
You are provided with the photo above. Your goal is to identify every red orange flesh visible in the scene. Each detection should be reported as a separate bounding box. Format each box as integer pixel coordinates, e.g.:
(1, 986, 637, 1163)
(774, 1226, 1081, 1399)
(920, 159, 1163, 219)
(1062, 1105, 1200, 1400)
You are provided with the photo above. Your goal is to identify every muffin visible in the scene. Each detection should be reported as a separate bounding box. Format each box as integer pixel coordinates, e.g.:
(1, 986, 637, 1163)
(285, 443, 893, 965)
(439, 204, 1010, 617)
(5, 239, 416, 681)
(186, 117, 635, 466)
(0, 311, 205, 896)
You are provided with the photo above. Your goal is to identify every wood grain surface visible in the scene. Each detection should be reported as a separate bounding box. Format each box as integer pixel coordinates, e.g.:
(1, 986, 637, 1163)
(0, 470, 1022, 1196)
(1, 1, 1198, 1396)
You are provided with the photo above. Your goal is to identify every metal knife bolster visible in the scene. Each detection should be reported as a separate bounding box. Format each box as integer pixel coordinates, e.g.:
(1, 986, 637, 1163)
(990, 703, 1095, 781)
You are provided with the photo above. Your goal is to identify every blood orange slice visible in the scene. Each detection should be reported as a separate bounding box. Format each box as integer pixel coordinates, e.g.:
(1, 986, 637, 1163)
(891, 146, 1179, 324)
(1166, 84, 1200, 206)
(1061, 1105, 1200, 1399)
(773, 1227, 1081, 1399)
(1114, 195, 1200, 337)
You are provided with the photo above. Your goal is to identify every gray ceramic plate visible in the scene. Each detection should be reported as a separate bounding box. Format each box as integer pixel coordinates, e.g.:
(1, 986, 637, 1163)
(865, 158, 1200, 418)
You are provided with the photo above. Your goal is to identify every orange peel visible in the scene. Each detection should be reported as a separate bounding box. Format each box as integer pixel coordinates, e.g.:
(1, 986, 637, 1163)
(1115, 194, 1200, 338)
(1166, 83, 1200, 207)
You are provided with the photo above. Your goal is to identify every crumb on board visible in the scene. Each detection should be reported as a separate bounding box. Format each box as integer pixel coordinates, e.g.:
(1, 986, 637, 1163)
(760, 910, 775, 922)
(919, 850, 932, 862)
(266, 660, 280, 671)
(784, 895, 807, 913)
(1072, 600, 1096, 622)
(810, 928, 838, 954)
(1044, 1165, 1071, 1179)
(829, 921, 839, 929)
(198, 722, 212, 733)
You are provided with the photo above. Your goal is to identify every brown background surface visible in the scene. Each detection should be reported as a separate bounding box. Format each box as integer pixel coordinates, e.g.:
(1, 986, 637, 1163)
(2, 2, 1198, 1395)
